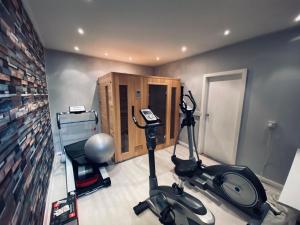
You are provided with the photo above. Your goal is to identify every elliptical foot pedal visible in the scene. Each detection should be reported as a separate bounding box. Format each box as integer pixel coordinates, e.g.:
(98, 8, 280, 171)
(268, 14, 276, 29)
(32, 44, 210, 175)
(193, 177, 208, 190)
(172, 183, 184, 195)
(133, 201, 149, 215)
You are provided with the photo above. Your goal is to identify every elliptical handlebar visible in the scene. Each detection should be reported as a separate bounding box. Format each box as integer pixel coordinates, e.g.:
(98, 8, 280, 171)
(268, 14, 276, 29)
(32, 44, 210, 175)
(179, 88, 197, 114)
(188, 90, 196, 112)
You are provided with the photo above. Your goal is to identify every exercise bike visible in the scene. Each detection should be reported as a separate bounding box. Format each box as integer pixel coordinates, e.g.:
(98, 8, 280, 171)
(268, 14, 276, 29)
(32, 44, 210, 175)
(132, 106, 215, 225)
(172, 88, 274, 225)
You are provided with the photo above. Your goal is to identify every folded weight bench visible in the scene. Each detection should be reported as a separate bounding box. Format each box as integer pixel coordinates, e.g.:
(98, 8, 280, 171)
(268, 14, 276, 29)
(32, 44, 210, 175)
(57, 106, 111, 197)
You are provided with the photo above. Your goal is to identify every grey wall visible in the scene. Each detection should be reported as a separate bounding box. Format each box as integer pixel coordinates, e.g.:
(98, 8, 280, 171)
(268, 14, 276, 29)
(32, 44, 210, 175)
(46, 49, 154, 151)
(46, 26, 300, 184)
(155, 27, 300, 184)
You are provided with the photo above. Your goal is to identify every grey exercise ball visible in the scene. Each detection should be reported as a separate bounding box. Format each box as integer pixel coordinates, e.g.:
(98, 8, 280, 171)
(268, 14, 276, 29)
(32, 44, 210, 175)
(84, 133, 115, 163)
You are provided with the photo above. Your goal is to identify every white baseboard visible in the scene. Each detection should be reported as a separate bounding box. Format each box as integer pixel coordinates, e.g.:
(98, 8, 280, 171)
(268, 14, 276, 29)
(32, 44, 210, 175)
(178, 141, 189, 148)
(178, 141, 197, 150)
(177, 141, 283, 191)
(257, 175, 283, 191)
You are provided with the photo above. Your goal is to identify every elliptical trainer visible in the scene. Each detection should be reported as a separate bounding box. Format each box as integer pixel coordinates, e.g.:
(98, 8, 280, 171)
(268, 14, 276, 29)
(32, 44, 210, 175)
(132, 106, 215, 225)
(172, 88, 276, 225)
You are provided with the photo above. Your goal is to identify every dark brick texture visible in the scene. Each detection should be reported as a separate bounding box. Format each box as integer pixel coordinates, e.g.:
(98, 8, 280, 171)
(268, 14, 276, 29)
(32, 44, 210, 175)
(0, 0, 54, 224)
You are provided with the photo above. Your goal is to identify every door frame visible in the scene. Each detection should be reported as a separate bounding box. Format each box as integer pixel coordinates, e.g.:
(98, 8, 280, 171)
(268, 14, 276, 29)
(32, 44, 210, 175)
(198, 69, 247, 164)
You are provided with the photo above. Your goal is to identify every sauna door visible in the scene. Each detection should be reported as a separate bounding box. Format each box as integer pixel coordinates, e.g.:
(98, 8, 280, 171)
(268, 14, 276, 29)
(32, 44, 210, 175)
(116, 76, 145, 161)
(147, 80, 180, 149)
(148, 84, 168, 146)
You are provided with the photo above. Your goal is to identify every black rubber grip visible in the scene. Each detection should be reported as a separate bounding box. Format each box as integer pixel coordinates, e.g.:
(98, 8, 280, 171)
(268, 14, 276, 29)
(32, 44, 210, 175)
(133, 201, 149, 215)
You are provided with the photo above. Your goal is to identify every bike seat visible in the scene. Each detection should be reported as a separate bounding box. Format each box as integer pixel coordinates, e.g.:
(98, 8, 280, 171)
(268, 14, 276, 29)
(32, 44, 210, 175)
(171, 155, 197, 177)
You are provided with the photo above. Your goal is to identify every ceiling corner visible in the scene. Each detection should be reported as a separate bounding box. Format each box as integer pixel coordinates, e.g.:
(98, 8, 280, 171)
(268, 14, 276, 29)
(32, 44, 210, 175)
(21, 0, 45, 46)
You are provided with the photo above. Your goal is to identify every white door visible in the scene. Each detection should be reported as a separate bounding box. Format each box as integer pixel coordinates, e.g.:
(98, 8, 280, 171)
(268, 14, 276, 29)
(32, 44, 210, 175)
(200, 69, 247, 164)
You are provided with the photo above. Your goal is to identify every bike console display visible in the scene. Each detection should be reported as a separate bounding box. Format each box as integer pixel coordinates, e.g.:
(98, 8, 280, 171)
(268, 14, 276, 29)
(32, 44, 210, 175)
(140, 109, 159, 124)
(131, 106, 162, 129)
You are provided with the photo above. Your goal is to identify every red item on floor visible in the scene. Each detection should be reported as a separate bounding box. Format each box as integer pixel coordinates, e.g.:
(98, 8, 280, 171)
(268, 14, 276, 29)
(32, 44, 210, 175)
(50, 193, 79, 225)
(76, 174, 100, 188)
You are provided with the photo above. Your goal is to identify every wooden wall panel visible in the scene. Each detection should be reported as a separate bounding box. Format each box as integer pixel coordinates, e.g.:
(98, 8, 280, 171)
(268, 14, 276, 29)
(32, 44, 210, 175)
(170, 80, 181, 145)
(98, 75, 111, 134)
(130, 76, 146, 157)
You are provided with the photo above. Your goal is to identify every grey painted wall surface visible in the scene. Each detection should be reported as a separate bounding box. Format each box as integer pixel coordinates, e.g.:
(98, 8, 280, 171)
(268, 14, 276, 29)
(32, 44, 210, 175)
(155, 27, 300, 184)
(46, 49, 154, 151)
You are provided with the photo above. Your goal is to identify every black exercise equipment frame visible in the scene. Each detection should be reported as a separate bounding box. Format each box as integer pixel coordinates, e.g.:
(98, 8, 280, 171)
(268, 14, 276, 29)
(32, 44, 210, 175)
(172, 87, 273, 225)
(132, 106, 215, 225)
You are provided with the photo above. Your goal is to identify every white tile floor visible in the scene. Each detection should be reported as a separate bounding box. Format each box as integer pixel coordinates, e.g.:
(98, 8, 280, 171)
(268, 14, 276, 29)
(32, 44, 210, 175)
(43, 145, 280, 225)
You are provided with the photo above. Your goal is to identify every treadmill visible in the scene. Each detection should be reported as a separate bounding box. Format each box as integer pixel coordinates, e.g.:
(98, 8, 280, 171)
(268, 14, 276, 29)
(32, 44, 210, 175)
(56, 106, 111, 197)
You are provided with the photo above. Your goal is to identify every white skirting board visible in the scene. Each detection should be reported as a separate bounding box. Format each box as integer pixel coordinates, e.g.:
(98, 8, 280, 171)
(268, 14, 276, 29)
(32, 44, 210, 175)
(257, 175, 283, 191)
(178, 140, 195, 150)
(66, 154, 76, 193)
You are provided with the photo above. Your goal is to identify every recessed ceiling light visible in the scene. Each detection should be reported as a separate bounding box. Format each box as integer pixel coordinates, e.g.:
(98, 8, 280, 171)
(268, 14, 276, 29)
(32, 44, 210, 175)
(78, 28, 85, 35)
(181, 46, 187, 52)
(74, 46, 80, 51)
(104, 52, 108, 56)
(295, 14, 300, 22)
(129, 57, 133, 61)
(156, 57, 160, 61)
(224, 29, 231, 36)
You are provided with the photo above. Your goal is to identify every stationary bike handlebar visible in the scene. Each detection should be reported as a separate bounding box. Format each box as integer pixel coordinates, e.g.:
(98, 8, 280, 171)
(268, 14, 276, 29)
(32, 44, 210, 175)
(132, 106, 146, 129)
(180, 87, 197, 114)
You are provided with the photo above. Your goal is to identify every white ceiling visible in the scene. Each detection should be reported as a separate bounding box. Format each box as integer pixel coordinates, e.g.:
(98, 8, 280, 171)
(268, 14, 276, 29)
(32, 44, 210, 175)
(23, 0, 300, 66)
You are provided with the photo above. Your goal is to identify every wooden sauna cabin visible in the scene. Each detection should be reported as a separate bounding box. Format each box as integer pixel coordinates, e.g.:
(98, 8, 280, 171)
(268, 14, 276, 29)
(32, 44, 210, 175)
(98, 72, 181, 162)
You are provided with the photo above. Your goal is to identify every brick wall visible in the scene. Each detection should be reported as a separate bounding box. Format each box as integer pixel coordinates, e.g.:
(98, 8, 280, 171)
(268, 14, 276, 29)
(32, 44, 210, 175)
(0, 0, 54, 224)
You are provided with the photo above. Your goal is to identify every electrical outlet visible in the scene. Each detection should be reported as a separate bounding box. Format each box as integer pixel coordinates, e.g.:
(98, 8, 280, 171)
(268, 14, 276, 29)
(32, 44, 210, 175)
(267, 120, 277, 129)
